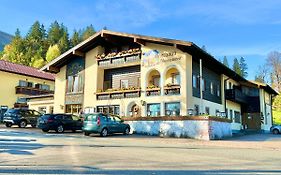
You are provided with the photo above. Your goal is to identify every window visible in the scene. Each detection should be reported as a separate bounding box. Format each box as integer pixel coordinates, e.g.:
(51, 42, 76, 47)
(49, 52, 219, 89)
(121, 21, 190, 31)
(97, 105, 120, 115)
(41, 85, 50, 90)
(120, 80, 129, 89)
(147, 103, 161, 117)
(217, 84, 220, 96)
(19, 80, 27, 87)
(202, 78, 206, 91)
(38, 107, 47, 114)
(234, 111, 241, 123)
(67, 74, 84, 93)
(216, 109, 220, 116)
(192, 75, 198, 88)
(27, 82, 33, 87)
(165, 102, 180, 116)
(65, 104, 82, 114)
(205, 107, 210, 115)
(152, 75, 160, 87)
(229, 109, 233, 121)
(228, 82, 232, 89)
(194, 105, 199, 115)
(171, 73, 180, 85)
(225, 108, 228, 118)
(210, 82, 214, 94)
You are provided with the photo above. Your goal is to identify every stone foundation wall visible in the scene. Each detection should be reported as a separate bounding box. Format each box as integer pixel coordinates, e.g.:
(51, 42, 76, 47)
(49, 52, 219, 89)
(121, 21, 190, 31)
(124, 116, 232, 140)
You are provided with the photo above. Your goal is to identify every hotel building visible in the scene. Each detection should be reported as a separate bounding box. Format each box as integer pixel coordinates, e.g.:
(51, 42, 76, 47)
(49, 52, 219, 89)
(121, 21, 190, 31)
(41, 30, 277, 133)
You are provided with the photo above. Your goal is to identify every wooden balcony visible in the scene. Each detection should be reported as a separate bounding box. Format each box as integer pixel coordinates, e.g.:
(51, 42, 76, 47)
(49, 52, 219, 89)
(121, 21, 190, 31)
(164, 85, 181, 95)
(96, 88, 141, 100)
(225, 89, 247, 104)
(146, 88, 161, 96)
(97, 52, 141, 68)
(15, 86, 54, 96)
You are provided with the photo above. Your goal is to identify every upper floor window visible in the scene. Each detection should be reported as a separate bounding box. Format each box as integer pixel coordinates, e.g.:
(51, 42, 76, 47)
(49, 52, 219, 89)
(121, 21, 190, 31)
(67, 74, 84, 93)
(120, 79, 129, 89)
(210, 82, 214, 94)
(217, 84, 220, 97)
(19, 80, 33, 87)
(171, 73, 180, 85)
(228, 82, 232, 89)
(193, 75, 199, 88)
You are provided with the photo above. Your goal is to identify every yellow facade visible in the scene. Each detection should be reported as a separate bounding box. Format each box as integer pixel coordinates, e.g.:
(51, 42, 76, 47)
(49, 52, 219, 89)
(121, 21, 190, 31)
(44, 30, 276, 132)
(27, 96, 54, 114)
(0, 70, 55, 108)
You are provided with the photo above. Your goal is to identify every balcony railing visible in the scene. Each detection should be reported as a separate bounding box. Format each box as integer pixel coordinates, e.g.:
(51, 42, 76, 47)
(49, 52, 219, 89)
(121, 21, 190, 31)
(97, 50, 141, 68)
(96, 88, 141, 100)
(15, 86, 54, 95)
(225, 88, 247, 104)
(164, 84, 180, 95)
(146, 87, 161, 96)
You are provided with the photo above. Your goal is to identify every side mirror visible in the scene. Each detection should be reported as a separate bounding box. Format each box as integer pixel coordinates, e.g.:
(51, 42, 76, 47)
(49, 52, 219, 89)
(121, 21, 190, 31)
(120, 120, 124, 123)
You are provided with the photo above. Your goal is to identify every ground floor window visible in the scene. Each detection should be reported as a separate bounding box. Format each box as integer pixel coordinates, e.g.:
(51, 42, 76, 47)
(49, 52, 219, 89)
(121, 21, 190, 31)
(229, 109, 233, 121)
(65, 104, 82, 115)
(97, 105, 120, 115)
(205, 107, 210, 115)
(38, 107, 47, 114)
(234, 111, 241, 123)
(194, 105, 199, 115)
(165, 102, 180, 116)
(147, 103, 160, 117)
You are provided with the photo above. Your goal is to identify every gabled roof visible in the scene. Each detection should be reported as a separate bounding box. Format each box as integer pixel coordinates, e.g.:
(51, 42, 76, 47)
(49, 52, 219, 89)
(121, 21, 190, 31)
(0, 60, 55, 81)
(40, 29, 277, 95)
(249, 81, 279, 95)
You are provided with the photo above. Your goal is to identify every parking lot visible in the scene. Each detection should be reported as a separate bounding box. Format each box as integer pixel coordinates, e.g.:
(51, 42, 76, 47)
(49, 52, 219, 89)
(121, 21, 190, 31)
(1, 125, 281, 175)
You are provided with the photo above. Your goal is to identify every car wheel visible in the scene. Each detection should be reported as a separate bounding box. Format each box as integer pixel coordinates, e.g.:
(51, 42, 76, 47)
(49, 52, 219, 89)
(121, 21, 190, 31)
(42, 129, 49, 132)
(100, 128, 108, 137)
(5, 123, 12, 127)
(56, 125, 64, 133)
(124, 127, 130, 135)
(273, 129, 279, 134)
(84, 132, 90, 136)
(19, 120, 27, 128)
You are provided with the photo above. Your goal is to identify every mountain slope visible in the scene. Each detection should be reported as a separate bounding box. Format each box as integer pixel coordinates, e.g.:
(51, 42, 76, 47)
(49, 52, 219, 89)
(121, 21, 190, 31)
(0, 31, 13, 51)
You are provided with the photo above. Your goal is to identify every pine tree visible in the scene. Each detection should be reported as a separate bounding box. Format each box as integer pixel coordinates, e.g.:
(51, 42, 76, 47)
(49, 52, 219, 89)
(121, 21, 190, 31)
(47, 21, 62, 45)
(239, 57, 248, 78)
(233, 58, 242, 76)
(58, 27, 70, 53)
(223, 56, 229, 68)
(82, 24, 95, 41)
(71, 30, 82, 47)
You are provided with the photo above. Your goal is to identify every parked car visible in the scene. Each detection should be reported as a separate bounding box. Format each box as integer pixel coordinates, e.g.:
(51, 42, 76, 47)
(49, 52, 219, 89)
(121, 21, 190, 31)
(37, 114, 83, 133)
(0, 106, 8, 123)
(270, 125, 281, 134)
(3, 108, 42, 128)
(82, 113, 130, 137)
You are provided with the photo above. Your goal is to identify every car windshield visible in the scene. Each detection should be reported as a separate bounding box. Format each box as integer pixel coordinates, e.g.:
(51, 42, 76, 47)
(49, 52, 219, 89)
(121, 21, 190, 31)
(84, 114, 99, 121)
(6, 109, 20, 114)
(41, 114, 53, 120)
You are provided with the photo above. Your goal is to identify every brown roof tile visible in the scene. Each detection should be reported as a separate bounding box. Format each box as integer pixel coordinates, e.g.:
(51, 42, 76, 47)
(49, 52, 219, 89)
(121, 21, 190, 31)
(0, 60, 55, 81)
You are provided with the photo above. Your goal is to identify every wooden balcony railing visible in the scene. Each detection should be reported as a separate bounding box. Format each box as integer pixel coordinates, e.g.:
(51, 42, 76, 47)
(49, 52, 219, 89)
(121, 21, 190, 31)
(146, 87, 161, 96)
(97, 52, 141, 68)
(96, 88, 141, 100)
(164, 84, 181, 95)
(15, 86, 54, 95)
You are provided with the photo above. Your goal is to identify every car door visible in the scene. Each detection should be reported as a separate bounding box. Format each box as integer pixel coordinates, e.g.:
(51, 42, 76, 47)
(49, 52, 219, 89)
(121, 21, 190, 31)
(25, 110, 34, 124)
(107, 116, 117, 133)
(32, 110, 42, 125)
(72, 115, 83, 130)
(62, 115, 75, 130)
(114, 117, 126, 133)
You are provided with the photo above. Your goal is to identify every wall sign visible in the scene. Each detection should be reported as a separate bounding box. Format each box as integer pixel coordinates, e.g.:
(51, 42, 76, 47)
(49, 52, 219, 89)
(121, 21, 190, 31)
(142, 50, 182, 67)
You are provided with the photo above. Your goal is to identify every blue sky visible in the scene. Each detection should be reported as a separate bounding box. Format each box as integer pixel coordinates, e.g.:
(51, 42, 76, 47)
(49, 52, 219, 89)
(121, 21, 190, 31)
(1, 0, 281, 80)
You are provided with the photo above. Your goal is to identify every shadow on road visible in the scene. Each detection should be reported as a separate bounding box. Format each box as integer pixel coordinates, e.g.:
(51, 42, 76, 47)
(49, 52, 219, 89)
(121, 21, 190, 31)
(0, 167, 281, 175)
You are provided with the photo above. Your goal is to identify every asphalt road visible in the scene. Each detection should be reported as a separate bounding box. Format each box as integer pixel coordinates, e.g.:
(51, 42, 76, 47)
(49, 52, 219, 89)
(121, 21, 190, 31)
(0, 125, 281, 175)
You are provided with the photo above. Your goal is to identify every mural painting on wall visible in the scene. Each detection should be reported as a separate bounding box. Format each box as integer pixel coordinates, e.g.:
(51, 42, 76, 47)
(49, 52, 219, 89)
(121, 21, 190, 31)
(142, 50, 182, 67)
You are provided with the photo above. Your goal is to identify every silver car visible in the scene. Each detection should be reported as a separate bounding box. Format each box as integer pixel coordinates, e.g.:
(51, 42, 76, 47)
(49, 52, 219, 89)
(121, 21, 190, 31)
(270, 125, 281, 134)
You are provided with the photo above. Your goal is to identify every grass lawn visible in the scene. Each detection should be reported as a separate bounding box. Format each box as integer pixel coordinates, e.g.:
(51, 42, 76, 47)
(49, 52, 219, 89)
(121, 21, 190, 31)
(273, 110, 281, 125)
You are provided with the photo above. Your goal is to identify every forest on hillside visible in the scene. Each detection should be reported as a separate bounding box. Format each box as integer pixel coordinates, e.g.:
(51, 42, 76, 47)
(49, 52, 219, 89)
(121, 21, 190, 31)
(0, 21, 96, 68)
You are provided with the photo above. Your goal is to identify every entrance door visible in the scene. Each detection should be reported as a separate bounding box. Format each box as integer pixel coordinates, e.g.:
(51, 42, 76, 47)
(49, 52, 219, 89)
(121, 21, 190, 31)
(243, 113, 261, 130)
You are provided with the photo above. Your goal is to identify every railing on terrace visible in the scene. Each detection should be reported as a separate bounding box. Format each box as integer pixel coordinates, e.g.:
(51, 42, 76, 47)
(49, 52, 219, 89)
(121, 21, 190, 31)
(225, 88, 247, 104)
(15, 86, 54, 95)
(96, 49, 141, 68)
(146, 87, 161, 96)
(96, 88, 141, 100)
(164, 84, 180, 95)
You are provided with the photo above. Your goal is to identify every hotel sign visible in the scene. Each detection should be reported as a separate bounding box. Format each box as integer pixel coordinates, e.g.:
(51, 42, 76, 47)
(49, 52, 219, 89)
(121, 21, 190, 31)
(142, 50, 182, 67)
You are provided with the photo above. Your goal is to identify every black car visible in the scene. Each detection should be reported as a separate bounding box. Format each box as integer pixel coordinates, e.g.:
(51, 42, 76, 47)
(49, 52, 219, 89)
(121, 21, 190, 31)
(37, 114, 83, 133)
(3, 108, 42, 128)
